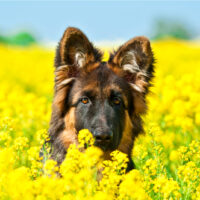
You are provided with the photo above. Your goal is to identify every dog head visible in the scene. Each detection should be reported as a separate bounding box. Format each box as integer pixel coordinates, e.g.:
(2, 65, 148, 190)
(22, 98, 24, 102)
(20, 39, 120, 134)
(50, 27, 154, 157)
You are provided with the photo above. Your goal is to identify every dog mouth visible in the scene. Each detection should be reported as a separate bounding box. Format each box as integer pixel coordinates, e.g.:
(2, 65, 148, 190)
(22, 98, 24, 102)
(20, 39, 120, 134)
(94, 140, 113, 151)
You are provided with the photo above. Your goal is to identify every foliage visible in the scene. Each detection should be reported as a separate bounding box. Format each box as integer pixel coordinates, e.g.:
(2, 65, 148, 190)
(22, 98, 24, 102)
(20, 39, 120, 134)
(151, 19, 193, 40)
(0, 40, 200, 199)
(0, 31, 37, 46)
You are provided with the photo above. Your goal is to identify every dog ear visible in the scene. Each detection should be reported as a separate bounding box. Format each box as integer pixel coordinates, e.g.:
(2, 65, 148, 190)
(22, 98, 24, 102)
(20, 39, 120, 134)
(109, 36, 154, 94)
(53, 27, 101, 114)
(109, 36, 154, 114)
(55, 27, 98, 68)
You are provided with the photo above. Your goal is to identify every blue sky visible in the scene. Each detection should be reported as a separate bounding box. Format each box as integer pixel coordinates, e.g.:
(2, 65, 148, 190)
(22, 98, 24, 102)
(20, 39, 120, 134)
(0, 1, 200, 43)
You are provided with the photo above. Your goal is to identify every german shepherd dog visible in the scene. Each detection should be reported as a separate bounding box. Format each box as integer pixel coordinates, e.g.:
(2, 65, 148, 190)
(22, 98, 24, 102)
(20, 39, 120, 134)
(49, 27, 154, 171)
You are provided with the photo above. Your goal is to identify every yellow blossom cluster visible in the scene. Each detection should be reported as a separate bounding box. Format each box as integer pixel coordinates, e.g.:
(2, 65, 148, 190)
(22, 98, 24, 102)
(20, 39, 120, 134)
(0, 40, 200, 199)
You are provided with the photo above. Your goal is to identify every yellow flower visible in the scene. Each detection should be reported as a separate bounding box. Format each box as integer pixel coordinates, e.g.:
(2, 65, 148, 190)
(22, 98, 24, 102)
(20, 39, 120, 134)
(44, 159, 59, 176)
(119, 170, 150, 200)
(12, 136, 29, 151)
(0, 131, 12, 147)
(78, 129, 94, 148)
(143, 158, 157, 176)
(0, 147, 15, 173)
(169, 150, 179, 162)
(36, 129, 50, 145)
(101, 50, 110, 62)
(0, 40, 200, 199)
(153, 175, 180, 199)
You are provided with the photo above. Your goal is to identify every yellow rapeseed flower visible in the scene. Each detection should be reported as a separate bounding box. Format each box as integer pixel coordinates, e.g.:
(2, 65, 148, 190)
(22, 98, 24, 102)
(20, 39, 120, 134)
(0, 40, 200, 199)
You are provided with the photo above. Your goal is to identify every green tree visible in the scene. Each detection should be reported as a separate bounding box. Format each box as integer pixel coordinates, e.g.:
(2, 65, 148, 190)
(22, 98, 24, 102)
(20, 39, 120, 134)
(151, 19, 193, 40)
(0, 31, 37, 46)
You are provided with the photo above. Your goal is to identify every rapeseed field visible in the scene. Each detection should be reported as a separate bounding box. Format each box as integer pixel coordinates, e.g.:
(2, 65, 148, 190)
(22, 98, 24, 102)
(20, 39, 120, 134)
(0, 40, 200, 199)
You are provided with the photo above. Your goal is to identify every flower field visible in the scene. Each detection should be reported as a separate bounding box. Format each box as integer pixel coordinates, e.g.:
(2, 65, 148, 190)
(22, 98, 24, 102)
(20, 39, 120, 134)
(0, 40, 200, 199)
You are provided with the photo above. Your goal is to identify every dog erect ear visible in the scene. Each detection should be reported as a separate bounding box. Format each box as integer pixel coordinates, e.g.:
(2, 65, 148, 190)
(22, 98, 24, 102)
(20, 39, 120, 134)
(109, 36, 154, 94)
(53, 27, 101, 114)
(55, 27, 100, 68)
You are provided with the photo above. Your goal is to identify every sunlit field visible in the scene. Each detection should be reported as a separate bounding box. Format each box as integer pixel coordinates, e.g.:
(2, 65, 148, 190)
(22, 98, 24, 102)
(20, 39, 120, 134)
(0, 40, 200, 199)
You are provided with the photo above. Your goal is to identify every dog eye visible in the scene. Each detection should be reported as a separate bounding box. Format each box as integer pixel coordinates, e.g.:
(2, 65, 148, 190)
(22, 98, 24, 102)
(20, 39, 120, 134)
(112, 97, 121, 105)
(81, 97, 89, 104)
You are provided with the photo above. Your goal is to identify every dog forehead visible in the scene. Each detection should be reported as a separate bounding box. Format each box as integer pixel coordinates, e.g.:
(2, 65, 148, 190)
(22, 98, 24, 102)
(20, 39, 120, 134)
(82, 63, 123, 90)
(70, 63, 129, 105)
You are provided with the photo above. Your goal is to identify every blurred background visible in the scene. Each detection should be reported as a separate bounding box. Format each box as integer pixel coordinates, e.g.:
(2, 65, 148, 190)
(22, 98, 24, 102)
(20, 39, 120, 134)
(0, 1, 200, 47)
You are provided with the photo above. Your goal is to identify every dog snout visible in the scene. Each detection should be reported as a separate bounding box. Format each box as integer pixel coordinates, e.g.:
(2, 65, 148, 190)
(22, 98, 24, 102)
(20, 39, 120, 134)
(93, 129, 113, 143)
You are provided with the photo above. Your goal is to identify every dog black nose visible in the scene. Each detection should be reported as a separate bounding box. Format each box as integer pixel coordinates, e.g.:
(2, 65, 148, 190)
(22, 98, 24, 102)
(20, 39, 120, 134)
(94, 130, 113, 143)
